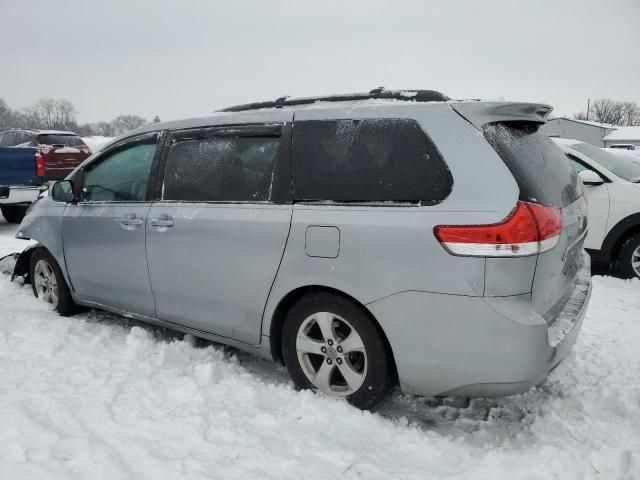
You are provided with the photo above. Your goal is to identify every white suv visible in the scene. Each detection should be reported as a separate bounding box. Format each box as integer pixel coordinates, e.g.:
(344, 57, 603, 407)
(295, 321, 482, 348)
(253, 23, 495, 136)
(553, 138, 640, 278)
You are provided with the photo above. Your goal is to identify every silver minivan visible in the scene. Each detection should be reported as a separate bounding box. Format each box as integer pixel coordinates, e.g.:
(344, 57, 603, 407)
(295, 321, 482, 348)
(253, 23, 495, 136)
(13, 90, 592, 409)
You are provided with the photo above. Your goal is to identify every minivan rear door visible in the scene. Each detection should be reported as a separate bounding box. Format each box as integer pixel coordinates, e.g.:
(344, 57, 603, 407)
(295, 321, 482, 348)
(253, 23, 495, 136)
(145, 120, 293, 345)
(482, 122, 588, 321)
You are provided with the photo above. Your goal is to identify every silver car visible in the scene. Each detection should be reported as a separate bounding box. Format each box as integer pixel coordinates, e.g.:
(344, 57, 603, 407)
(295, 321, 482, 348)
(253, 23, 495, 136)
(13, 90, 591, 409)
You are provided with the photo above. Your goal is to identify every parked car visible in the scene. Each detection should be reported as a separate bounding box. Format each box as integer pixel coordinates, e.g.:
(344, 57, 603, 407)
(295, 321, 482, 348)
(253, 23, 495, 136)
(553, 138, 640, 279)
(0, 129, 91, 223)
(12, 90, 591, 409)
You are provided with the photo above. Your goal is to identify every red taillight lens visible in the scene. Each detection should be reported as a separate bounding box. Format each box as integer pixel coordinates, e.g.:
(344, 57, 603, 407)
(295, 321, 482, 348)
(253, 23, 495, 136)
(35, 153, 45, 178)
(434, 201, 563, 257)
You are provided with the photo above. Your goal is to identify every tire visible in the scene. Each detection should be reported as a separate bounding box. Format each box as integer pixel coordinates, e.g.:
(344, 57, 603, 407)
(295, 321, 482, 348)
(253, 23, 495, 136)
(281, 292, 395, 410)
(0, 205, 28, 224)
(29, 248, 79, 316)
(617, 234, 640, 279)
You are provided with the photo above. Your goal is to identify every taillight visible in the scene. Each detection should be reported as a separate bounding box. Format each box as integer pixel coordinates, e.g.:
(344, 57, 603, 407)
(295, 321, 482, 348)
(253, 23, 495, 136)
(35, 153, 45, 178)
(434, 201, 563, 257)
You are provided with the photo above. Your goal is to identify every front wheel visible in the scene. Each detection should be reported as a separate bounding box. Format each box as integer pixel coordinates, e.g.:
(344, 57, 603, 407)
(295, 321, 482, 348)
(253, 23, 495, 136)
(29, 248, 79, 316)
(281, 293, 395, 410)
(617, 234, 640, 279)
(0, 205, 28, 223)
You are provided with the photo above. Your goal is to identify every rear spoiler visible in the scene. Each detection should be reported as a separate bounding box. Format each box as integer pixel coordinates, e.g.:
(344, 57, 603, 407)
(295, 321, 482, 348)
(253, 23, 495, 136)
(451, 102, 553, 129)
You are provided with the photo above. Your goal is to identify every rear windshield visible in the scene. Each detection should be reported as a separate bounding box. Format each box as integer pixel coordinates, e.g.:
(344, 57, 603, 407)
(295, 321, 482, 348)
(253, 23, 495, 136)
(483, 122, 581, 208)
(37, 134, 86, 147)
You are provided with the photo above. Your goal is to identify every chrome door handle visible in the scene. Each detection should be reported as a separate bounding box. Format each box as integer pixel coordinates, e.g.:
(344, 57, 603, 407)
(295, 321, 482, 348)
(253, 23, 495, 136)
(149, 217, 174, 228)
(120, 214, 143, 227)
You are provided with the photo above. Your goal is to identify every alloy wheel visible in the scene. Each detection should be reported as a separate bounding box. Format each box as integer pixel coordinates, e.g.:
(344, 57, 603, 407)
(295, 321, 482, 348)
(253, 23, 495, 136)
(296, 311, 367, 396)
(33, 259, 59, 307)
(632, 245, 640, 278)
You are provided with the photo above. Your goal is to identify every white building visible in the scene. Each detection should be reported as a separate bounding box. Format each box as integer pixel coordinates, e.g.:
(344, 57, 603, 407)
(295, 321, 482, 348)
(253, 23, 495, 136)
(540, 117, 618, 147)
(603, 127, 640, 148)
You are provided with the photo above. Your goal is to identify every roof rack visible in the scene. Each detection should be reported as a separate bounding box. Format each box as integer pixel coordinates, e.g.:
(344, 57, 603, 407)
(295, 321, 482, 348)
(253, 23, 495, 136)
(218, 88, 450, 113)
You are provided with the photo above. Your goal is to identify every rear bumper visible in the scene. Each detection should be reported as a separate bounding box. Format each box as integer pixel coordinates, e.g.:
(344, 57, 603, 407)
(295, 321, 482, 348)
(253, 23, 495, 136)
(366, 252, 592, 397)
(0, 186, 39, 205)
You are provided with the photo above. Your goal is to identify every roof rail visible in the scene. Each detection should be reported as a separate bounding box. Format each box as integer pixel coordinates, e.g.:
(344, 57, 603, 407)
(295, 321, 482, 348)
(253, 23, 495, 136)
(218, 88, 450, 112)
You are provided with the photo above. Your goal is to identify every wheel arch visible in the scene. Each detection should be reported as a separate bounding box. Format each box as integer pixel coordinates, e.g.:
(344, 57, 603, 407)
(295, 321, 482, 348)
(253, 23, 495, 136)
(600, 213, 640, 264)
(267, 285, 398, 375)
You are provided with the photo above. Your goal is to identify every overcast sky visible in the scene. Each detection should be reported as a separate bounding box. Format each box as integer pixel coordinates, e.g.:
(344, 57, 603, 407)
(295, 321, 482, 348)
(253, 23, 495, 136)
(1, 0, 639, 123)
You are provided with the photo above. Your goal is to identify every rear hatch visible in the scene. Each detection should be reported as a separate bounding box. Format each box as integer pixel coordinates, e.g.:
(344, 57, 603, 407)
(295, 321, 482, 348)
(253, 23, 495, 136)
(37, 134, 91, 180)
(482, 122, 588, 321)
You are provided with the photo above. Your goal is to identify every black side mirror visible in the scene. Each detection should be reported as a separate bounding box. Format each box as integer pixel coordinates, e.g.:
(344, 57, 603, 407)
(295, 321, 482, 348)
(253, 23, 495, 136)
(51, 180, 75, 203)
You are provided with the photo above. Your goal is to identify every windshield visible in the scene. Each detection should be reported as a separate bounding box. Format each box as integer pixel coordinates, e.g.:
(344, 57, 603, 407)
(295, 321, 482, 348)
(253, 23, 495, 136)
(569, 142, 640, 182)
(37, 134, 86, 148)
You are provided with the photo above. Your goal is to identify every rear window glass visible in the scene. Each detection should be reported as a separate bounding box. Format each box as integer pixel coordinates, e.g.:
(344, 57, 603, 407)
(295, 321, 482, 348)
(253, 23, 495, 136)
(292, 118, 452, 204)
(37, 135, 86, 147)
(483, 123, 581, 208)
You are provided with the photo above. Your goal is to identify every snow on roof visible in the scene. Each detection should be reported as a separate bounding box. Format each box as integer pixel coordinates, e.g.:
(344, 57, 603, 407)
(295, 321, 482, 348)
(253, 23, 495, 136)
(33, 129, 78, 135)
(551, 137, 582, 146)
(603, 126, 640, 141)
(548, 117, 619, 129)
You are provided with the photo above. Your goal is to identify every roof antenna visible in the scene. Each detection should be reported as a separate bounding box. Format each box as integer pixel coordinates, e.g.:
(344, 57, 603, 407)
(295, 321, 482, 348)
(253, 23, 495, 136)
(369, 86, 385, 95)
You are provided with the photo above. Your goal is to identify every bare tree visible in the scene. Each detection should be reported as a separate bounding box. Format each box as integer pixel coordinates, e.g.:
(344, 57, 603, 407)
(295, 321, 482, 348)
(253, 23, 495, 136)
(574, 98, 640, 126)
(112, 115, 147, 135)
(21, 97, 77, 130)
(0, 98, 17, 131)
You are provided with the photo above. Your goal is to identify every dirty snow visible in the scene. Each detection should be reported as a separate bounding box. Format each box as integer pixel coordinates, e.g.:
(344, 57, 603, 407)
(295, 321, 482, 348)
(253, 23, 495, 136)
(0, 219, 639, 479)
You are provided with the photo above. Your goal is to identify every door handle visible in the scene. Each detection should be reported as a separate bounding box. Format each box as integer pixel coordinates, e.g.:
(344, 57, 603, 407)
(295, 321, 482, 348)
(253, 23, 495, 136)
(149, 215, 174, 228)
(120, 214, 143, 227)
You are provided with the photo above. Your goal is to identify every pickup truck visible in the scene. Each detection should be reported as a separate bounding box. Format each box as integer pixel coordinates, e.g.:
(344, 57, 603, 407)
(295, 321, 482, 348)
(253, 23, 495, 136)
(0, 129, 91, 223)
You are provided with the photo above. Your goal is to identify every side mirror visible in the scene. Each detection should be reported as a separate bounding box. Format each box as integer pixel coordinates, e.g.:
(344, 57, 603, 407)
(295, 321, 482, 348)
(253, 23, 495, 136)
(51, 180, 75, 203)
(579, 169, 604, 186)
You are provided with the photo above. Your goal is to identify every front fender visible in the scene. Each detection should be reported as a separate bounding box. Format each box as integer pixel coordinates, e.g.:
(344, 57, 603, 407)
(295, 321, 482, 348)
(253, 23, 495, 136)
(14, 196, 70, 288)
(11, 244, 38, 282)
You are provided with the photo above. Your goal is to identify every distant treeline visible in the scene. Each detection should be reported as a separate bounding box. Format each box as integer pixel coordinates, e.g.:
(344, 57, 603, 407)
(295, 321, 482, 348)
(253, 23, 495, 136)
(0, 97, 160, 136)
(574, 98, 640, 126)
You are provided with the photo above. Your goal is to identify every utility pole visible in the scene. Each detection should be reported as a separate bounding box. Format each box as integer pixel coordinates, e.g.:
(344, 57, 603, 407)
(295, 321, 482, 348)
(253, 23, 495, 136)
(586, 98, 590, 121)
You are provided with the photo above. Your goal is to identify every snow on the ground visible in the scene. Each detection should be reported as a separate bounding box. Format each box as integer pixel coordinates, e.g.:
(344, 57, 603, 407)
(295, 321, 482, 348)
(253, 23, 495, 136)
(0, 219, 639, 480)
(82, 136, 114, 153)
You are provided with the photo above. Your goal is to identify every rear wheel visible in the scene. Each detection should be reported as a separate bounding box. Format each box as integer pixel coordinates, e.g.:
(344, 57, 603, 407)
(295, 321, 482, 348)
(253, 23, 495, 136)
(0, 205, 28, 223)
(281, 292, 395, 410)
(617, 234, 640, 279)
(29, 248, 79, 316)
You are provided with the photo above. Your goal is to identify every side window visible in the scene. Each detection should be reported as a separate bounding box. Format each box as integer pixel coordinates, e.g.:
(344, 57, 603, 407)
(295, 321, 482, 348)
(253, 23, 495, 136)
(82, 141, 157, 202)
(1, 132, 15, 147)
(163, 135, 279, 202)
(292, 118, 453, 204)
(16, 132, 32, 146)
(566, 154, 589, 173)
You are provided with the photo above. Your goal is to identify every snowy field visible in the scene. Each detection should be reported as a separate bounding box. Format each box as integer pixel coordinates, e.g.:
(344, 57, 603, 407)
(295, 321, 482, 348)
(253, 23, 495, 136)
(0, 219, 639, 480)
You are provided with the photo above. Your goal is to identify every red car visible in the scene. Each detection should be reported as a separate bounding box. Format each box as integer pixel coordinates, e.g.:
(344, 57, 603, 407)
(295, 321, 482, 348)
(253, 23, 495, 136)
(0, 129, 92, 180)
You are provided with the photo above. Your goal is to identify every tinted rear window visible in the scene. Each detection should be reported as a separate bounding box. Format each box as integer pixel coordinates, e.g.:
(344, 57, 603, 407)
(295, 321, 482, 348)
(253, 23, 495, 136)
(483, 123, 581, 208)
(293, 118, 452, 204)
(37, 135, 86, 147)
